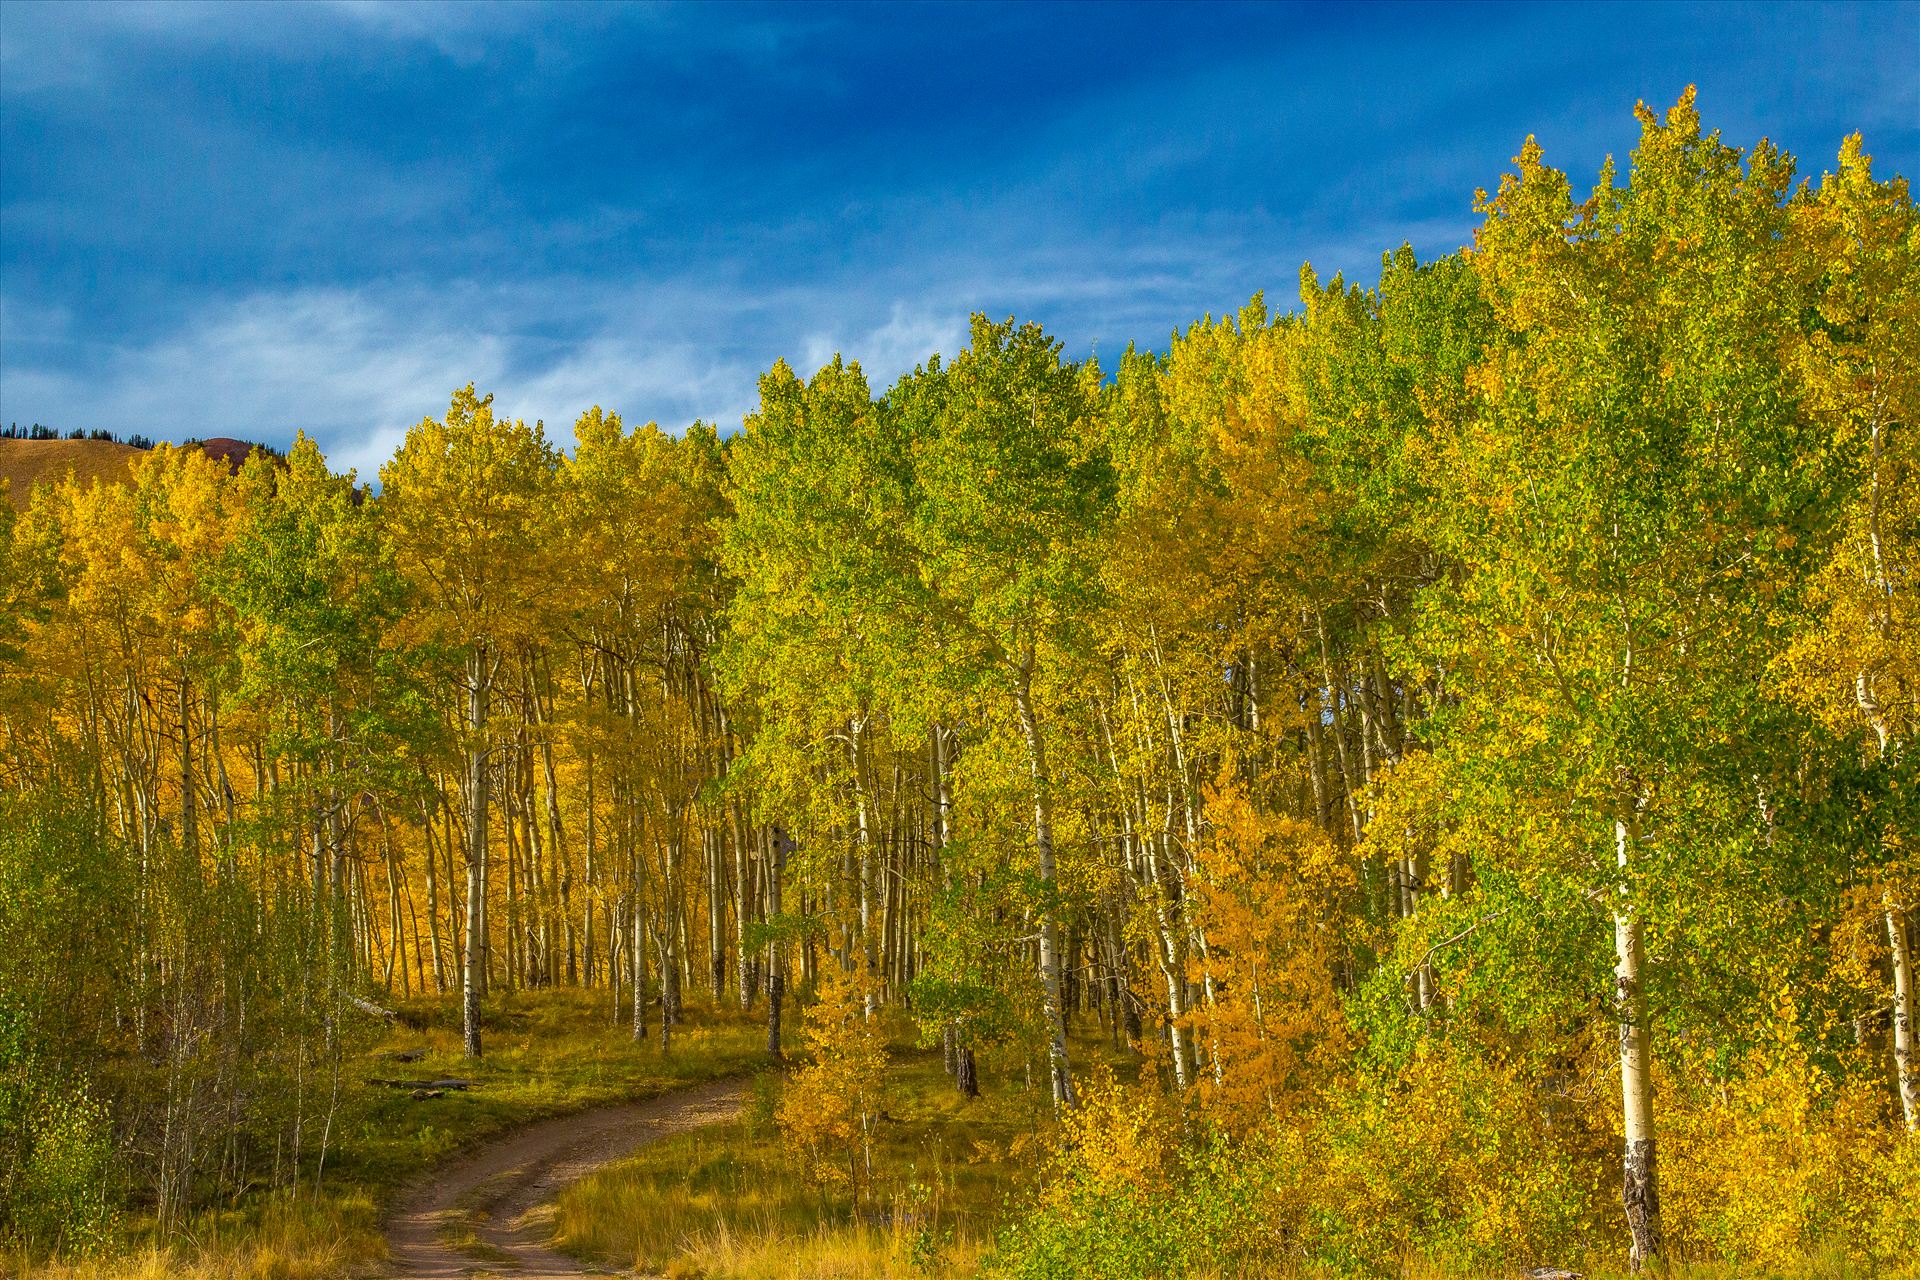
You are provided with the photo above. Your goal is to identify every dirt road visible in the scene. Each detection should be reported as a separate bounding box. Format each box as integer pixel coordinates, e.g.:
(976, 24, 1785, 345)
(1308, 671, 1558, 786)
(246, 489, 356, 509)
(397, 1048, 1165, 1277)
(382, 1075, 748, 1277)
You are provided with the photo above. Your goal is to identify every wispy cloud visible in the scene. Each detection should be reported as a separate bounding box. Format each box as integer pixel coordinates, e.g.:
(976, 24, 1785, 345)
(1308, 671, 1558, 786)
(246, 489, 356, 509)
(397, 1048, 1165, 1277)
(1, 279, 907, 478)
(3, 0, 1914, 473)
(800, 303, 969, 384)
(4, 287, 494, 480)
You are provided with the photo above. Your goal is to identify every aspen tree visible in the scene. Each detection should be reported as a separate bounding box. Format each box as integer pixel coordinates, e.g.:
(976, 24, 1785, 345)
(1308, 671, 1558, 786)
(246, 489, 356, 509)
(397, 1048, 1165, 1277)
(382, 387, 559, 1057)
(1444, 92, 1819, 1268)
(890, 316, 1116, 1111)
(1781, 137, 1920, 1128)
(9, 88, 1920, 1275)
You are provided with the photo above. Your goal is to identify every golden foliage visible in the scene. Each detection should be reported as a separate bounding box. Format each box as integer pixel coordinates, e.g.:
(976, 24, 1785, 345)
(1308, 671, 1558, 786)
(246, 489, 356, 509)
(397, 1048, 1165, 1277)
(1660, 1049, 1885, 1268)
(1184, 763, 1355, 1132)
(776, 966, 889, 1195)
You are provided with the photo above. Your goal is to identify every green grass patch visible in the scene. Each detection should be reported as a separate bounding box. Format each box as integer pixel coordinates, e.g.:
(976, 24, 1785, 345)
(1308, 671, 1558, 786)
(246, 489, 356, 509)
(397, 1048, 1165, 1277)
(338, 987, 769, 1190)
(24, 989, 768, 1280)
(551, 1023, 1137, 1280)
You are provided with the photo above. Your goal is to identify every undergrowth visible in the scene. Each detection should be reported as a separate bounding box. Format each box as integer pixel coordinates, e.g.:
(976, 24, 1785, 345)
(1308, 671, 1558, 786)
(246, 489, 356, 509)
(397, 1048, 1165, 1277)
(11, 988, 765, 1279)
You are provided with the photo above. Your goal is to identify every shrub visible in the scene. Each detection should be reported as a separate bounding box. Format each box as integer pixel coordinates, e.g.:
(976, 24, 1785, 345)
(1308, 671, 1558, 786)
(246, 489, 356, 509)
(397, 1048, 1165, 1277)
(1661, 1045, 1910, 1272)
(986, 1048, 1601, 1280)
(776, 965, 888, 1196)
(8, 1083, 118, 1255)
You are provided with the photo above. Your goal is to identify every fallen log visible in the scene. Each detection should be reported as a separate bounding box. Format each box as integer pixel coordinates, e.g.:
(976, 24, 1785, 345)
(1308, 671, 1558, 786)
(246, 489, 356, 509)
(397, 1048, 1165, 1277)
(369, 1077, 475, 1091)
(349, 994, 398, 1021)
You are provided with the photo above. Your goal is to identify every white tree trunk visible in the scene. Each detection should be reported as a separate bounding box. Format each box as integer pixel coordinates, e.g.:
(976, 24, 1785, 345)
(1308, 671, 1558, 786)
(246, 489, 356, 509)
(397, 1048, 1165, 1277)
(462, 646, 489, 1059)
(1614, 808, 1663, 1270)
(767, 824, 788, 1059)
(1888, 903, 1917, 1130)
(1013, 662, 1075, 1113)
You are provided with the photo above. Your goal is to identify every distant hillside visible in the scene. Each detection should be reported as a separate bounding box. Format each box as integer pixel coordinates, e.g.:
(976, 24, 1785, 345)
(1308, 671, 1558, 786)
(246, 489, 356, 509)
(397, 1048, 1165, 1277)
(1, 437, 274, 510)
(1, 438, 146, 510)
(196, 437, 267, 473)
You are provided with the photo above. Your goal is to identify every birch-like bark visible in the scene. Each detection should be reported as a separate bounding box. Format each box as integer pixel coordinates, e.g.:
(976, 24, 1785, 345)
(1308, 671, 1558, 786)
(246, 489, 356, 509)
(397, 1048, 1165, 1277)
(932, 722, 971, 1087)
(1147, 828, 1193, 1090)
(1889, 902, 1918, 1130)
(1013, 657, 1075, 1112)
(538, 707, 571, 984)
(1857, 385, 1918, 1130)
(420, 798, 446, 991)
(706, 822, 727, 999)
(631, 885, 648, 1042)
(661, 825, 682, 1029)
(1614, 803, 1663, 1270)
(850, 716, 878, 1016)
(1097, 689, 1193, 1085)
(583, 745, 598, 989)
(462, 646, 491, 1059)
(767, 824, 788, 1059)
(732, 796, 754, 1010)
(178, 662, 196, 857)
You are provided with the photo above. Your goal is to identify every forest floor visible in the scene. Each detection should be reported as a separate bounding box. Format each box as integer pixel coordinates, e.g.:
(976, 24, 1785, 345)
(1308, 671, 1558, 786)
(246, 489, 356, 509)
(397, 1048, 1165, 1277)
(17, 990, 771, 1280)
(548, 1035, 1126, 1280)
(377, 1005, 1117, 1280)
(14, 991, 1885, 1280)
(383, 1075, 748, 1278)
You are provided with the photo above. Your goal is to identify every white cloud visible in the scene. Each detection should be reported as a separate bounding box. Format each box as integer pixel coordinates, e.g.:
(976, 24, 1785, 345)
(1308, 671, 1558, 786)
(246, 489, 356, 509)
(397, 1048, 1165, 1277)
(798, 302, 968, 390)
(0, 283, 778, 483)
(2, 288, 482, 481)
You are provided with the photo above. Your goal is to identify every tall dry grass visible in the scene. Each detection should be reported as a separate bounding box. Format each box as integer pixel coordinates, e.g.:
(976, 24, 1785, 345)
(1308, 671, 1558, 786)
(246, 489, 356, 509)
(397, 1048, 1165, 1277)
(10, 1188, 382, 1280)
(10, 991, 769, 1279)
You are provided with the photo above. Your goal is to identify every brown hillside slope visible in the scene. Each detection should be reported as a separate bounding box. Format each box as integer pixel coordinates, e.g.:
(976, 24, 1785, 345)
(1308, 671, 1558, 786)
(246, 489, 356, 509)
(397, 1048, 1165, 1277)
(198, 436, 258, 470)
(0, 437, 276, 510)
(1, 439, 144, 510)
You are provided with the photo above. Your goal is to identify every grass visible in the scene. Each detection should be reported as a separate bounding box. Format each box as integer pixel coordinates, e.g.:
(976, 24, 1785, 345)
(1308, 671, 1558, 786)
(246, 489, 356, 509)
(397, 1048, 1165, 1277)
(16, 994, 1895, 1280)
(0, 439, 143, 511)
(1365, 1249, 1909, 1280)
(544, 1010, 1908, 1280)
(11, 987, 769, 1280)
(328, 987, 768, 1192)
(550, 1022, 1137, 1280)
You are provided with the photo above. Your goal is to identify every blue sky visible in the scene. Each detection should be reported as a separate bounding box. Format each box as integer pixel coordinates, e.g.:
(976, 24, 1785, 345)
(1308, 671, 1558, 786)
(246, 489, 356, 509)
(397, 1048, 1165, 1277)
(2, 1, 1915, 480)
